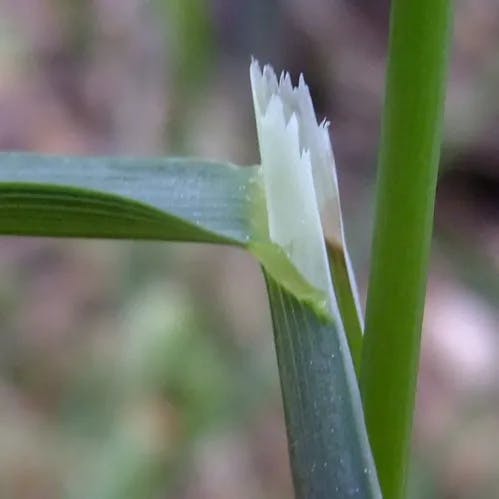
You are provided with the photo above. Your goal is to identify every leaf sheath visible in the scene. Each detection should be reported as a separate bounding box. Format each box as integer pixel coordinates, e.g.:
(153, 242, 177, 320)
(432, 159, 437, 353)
(264, 272, 381, 499)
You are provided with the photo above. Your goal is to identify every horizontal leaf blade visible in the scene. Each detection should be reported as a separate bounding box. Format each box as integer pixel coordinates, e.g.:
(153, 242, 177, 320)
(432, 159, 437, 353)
(0, 153, 257, 244)
(0, 152, 332, 317)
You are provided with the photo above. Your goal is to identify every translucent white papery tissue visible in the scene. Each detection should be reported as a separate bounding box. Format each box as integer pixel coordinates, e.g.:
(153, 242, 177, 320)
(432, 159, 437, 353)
(250, 59, 345, 314)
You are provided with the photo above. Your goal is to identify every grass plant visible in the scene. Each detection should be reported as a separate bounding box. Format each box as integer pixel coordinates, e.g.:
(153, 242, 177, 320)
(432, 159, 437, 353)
(0, 1, 453, 496)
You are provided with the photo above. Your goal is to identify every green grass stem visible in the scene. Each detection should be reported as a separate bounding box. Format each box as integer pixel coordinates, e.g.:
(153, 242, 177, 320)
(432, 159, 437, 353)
(360, 1, 453, 498)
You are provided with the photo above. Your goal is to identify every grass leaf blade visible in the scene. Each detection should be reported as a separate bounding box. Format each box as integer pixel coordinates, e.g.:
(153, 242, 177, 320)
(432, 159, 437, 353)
(0, 152, 257, 244)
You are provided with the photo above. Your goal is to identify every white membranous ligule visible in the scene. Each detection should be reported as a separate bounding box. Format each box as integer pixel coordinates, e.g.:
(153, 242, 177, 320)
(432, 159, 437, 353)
(249, 60, 337, 315)
(250, 60, 344, 245)
(250, 59, 362, 324)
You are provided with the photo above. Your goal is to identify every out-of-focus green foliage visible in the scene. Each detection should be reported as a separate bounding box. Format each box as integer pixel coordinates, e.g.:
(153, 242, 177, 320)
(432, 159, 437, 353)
(67, 283, 251, 498)
(156, 0, 215, 88)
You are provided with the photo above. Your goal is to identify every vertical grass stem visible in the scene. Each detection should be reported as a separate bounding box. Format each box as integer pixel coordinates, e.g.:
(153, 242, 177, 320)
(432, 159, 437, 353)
(360, 1, 453, 498)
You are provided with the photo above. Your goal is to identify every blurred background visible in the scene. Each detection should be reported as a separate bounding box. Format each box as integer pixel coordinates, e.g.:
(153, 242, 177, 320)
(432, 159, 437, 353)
(0, 0, 497, 497)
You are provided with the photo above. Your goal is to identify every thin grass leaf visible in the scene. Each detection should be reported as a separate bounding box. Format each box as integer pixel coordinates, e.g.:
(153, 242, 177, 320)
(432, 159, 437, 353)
(0, 152, 331, 318)
(0, 152, 257, 244)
